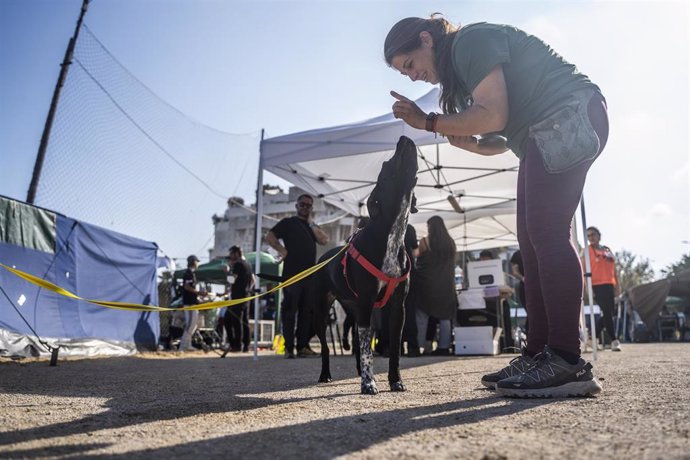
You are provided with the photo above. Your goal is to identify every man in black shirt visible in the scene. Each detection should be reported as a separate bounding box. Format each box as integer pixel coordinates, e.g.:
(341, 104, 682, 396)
(224, 246, 255, 352)
(266, 193, 329, 358)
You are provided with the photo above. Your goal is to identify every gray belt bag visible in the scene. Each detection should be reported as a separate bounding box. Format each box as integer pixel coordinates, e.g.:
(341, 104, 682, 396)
(528, 89, 600, 173)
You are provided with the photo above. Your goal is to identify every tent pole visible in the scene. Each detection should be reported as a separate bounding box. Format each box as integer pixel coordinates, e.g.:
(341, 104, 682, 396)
(579, 195, 598, 361)
(621, 296, 628, 342)
(435, 142, 441, 187)
(253, 129, 265, 361)
(27, 0, 90, 203)
(614, 296, 622, 340)
(571, 213, 589, 351)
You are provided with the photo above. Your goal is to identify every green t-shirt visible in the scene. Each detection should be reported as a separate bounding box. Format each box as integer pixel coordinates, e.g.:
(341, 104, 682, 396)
(451, 22, 599, 159)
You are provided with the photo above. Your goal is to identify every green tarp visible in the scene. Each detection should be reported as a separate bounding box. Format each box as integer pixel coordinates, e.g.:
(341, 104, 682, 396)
(174, 252, 280, 284)
(0, 195, 56, 253)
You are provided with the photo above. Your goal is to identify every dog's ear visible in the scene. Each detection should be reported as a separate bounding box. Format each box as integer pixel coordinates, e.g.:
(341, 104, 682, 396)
(410, 192, 418, 214)
(367, 186, 381, 219)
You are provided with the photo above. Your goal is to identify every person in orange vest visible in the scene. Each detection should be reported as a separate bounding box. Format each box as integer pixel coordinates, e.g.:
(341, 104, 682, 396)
(584, 226, 622, 351)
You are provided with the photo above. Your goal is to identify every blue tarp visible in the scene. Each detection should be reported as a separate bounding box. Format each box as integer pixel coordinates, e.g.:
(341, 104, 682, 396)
(0, 196, 159, 355)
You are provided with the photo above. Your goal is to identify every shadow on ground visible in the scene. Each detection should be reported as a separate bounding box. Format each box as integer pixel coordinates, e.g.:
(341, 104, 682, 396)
(0, 352, 543, 458)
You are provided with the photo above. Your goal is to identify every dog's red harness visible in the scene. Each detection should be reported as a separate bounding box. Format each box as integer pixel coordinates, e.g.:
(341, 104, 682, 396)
(341, 243, 411, 309)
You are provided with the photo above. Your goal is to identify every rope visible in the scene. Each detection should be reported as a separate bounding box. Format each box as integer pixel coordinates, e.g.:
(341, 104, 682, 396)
(0, 245, 348, 314)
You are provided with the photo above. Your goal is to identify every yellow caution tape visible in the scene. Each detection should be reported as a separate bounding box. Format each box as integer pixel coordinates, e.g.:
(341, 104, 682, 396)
(273, 334, 285, 355)
(0, 244, 347, 313)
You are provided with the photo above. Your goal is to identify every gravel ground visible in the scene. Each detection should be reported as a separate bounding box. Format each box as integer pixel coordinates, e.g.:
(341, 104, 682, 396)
(1, 343, 689, 459)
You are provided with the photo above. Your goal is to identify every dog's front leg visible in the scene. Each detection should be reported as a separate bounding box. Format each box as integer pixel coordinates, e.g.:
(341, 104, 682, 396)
(315, 282, 332, 383)
(352, 323, 361, 376)
(357, 326, 378, 395)
(387, 285, 407, 392)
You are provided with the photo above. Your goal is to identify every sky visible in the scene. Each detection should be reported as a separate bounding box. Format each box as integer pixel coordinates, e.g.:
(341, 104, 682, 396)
(1, 0, 688, 275)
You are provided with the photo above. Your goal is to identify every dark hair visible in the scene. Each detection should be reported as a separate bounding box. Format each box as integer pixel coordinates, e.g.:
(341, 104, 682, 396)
(229, 245, 242, 255)
(586, 226, 601, 237)
(296, 193, 314, 203)
(479, 249, 494, 260)
(384, 14, 466, 114)
(426, 215, 456, 261)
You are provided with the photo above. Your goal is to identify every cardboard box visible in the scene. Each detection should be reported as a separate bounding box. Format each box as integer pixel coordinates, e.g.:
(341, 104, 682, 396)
(467, 259, 504, 288)
(454, 326, 502, 356)
(457, 287, 486, 310)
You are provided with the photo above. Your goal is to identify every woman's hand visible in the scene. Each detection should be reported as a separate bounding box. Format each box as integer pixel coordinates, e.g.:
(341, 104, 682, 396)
(447, 135, 480, 151)
(391, 91, 426, 130)
(447, 134, 508, 156)
(278, 248, 288, 261)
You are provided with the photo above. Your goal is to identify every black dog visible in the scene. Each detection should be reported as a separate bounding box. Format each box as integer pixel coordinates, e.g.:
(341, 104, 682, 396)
(314, 136, 418, 394)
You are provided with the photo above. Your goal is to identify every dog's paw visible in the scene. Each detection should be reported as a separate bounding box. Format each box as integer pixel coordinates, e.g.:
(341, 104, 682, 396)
(361, 382, 379, 395)
(318, 374, 332, 383)
(389, 381, 406, 392)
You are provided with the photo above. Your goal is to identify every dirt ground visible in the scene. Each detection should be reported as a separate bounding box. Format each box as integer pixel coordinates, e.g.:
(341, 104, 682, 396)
(1, 343, 689, 459)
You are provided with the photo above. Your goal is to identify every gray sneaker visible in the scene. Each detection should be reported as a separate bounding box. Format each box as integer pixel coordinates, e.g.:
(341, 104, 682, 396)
(481, 350, 535, 389)
(496, 346, 602, 398)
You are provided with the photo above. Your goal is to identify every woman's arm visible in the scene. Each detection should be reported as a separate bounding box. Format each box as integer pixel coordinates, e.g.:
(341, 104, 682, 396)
(391, 64, 510, 148)
(437, 64, 509, 135)
(418, 237, 430, 255)
(445, 134, 509, 156)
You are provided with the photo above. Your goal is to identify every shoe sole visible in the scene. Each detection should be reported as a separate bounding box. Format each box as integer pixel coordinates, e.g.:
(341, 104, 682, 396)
(496, 379, 602, 398)
(480, 379, 498, 390)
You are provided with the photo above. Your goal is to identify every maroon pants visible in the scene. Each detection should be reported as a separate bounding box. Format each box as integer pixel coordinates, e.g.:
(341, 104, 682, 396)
(517, 92, 609, 357)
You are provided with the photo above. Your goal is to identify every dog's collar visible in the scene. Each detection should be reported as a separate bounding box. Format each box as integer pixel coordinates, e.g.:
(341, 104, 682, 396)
(341, 242, 410, 309)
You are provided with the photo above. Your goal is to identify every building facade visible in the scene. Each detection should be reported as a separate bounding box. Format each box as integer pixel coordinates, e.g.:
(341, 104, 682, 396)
(210, 187, 357, 261)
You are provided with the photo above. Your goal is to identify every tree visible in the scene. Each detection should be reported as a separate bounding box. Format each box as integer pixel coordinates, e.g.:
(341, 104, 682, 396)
(262, 184, 283, 195)
(661, 253, 690, 278)
(615, 250, 655, 293)
(227, 196, 245, 207)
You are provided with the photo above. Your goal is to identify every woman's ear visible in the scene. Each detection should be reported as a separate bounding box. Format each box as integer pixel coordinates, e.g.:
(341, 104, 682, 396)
(420, 31, 434, 48)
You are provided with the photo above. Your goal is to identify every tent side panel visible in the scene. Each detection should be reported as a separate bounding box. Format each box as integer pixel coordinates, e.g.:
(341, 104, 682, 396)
(69, 220, 159, 350)
(0, 197, 159, 354)
(629, 279, 671, 330)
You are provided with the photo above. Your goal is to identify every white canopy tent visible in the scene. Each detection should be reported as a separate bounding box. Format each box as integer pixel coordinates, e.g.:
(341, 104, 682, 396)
(259, 88, 519, 252)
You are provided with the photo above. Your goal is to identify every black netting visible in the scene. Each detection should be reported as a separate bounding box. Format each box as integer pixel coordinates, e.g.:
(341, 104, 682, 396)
(35, 24, 260, 259)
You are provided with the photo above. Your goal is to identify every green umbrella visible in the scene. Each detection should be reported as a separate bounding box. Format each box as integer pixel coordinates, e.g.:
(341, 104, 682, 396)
(174, 252, 281, 284)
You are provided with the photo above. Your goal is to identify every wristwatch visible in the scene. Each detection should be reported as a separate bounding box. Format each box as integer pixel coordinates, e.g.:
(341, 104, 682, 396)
(309, 223, 320, 229)
(425, 112, 439, 132)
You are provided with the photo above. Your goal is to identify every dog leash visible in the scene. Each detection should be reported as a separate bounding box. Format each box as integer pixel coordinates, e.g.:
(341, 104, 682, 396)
(340, 242, 411, 308)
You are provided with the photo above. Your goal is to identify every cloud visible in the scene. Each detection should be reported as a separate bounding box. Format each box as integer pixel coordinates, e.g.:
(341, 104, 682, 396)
(520, 15, 566, 46)
(671, 160, 690, 185)
(650, 202, 674, 218)
(615, 110, 665, 134)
